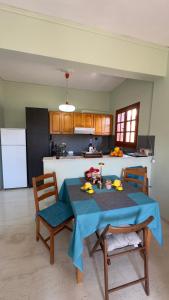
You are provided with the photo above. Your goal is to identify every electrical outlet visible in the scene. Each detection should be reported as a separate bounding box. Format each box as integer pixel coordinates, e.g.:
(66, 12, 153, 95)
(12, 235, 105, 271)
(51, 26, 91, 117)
(151, 157, 156, 164)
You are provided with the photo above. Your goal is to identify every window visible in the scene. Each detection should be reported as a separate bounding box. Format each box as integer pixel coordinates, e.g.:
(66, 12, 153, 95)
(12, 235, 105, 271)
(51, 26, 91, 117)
(115, 102, 140, 148)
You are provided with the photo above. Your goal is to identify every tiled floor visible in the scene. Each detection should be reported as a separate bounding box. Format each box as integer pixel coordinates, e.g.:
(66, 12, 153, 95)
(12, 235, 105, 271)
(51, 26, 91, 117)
(0, 188, 169, 300)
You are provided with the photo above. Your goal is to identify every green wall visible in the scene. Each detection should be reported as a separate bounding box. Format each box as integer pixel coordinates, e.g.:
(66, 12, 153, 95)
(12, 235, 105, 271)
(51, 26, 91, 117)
(110, 79, 154, 135)
(150, 59, 169, 220)
(0, 77, 4, 188)
(0, 77, 4, 127)
(2, 81, 111, 128)
(110, 75, 169, 220)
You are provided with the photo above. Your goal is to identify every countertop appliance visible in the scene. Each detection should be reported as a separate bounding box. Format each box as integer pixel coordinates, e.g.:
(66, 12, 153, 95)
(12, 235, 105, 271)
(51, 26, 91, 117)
(0, 128, 27, 189)
(55, 142, 67, 158)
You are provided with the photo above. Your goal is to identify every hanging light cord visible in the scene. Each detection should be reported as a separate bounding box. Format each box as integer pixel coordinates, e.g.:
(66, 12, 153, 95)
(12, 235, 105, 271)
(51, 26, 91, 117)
(65, 72, 70, 104)
(59, 72, 75, 112)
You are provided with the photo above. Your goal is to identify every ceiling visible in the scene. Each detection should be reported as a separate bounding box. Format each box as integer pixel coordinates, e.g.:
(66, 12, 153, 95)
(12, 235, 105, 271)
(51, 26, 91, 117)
(0, 50, 125, 92)
(1, 0, 169, 46)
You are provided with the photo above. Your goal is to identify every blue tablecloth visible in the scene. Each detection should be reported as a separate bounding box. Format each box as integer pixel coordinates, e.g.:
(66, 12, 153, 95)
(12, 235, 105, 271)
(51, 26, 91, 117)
(59, 176, 163, 272)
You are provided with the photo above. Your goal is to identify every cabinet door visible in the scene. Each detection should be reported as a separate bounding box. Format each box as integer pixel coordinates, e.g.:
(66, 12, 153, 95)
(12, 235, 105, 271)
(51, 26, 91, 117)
(102, 115, 113, 135)
(83, 113, 94, 128)
(49, 111, 61, 134)
(74, 112, 83, 127)
(94, 114, 103, 135)
(61, 112, 74, 134)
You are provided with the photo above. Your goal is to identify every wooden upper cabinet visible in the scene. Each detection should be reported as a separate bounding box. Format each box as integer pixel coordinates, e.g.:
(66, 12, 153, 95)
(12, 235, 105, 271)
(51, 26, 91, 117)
(83, 113, 94, 128)
(74, 112, 94, 128)
(49, 111, 61, 134)
(102, 115, 113, 135)
(50, 111, 112, 135)
(94, 114, 103, 135)
(49, 111, 74, 134)
(94, 114, 113, 135)
(74, 112, 83, 127)
(61, 112, 74, 134)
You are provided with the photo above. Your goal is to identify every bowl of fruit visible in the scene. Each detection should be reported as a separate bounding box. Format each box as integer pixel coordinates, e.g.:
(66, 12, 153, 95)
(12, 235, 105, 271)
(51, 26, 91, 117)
(110, 147, 123, 157)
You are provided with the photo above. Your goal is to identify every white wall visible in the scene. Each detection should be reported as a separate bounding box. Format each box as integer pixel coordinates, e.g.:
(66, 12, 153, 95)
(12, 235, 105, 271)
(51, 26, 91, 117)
(110, 79, 154, 135)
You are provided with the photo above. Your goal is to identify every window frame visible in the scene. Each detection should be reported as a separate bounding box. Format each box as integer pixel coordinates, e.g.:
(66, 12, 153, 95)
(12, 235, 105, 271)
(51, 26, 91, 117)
(115, 102, 140, 148)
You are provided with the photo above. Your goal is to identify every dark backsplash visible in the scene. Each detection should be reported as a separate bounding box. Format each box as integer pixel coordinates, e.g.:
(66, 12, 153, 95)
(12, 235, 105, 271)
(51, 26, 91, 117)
(50, 134, 155, 156)
(51, 134, 111, 155)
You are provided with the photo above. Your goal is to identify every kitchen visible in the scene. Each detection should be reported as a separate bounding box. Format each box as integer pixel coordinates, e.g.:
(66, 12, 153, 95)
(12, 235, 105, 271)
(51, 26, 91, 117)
(0, 62, 154, 190)
(0, 104, 153, 190)
(0, 2, 169, 300)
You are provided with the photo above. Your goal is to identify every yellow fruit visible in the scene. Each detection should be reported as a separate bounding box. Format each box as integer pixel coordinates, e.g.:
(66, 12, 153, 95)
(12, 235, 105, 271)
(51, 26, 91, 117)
(116, 186, 123, 191)
(84, 182, 92, 189)
(81, 182, 92, 191)
(114, 147, 120, 153)
(87, 189, 95, 194)
(112, 179, 121, 187)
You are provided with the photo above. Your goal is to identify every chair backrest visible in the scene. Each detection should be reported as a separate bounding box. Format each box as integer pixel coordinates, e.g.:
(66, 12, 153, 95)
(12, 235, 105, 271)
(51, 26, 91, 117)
(32, 172, 58, 213)
(122, 167, 148, 195)
(102, 216, 154, 236)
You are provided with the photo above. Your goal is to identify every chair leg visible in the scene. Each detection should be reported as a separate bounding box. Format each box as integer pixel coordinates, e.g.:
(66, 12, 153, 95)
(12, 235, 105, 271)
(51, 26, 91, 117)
(144, 228, 150, 296)
(50, 232, 55, 265)
(103, 239, 109, 300)
(144, 251, 150, 295)
(36, 217, 40, 241)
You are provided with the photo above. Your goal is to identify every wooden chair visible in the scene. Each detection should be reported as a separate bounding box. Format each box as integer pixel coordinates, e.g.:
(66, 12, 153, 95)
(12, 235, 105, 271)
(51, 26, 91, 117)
(122, 167, 149, 195)
(90, 216, 154, 300)
(32, 172, 73, 264)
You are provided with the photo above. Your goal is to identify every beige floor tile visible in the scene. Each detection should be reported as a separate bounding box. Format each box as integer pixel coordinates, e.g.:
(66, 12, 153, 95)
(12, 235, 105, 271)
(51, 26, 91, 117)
(0, 188, 169, 300)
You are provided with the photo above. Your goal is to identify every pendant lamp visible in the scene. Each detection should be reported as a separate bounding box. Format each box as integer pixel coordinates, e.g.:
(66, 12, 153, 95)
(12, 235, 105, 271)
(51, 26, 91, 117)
(59, 72, 75, 112)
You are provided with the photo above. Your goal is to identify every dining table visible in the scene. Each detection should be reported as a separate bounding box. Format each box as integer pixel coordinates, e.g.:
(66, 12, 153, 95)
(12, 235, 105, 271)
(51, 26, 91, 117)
(59, 175, 163, 283)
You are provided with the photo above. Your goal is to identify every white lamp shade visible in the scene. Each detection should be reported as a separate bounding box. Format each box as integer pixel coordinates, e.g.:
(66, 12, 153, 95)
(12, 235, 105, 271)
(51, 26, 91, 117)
(59, 103, 75, 112)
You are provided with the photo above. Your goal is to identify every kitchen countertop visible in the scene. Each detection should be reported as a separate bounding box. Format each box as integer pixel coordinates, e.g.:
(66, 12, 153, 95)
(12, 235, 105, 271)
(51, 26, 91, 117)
(43, 155, 152, 190)
(43, 154, 146, 160)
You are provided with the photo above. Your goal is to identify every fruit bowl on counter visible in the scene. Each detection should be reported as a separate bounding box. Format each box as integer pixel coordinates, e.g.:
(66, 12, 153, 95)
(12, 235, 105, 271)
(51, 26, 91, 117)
(110, 147, 123, 157)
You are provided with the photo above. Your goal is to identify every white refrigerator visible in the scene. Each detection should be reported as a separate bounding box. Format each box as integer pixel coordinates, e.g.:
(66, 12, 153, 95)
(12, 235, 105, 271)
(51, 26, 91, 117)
(0, 128, 27, 189)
